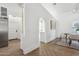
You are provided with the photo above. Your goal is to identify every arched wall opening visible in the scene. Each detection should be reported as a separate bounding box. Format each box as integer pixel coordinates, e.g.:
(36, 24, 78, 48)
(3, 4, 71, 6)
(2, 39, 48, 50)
(39, 17, 46, 43)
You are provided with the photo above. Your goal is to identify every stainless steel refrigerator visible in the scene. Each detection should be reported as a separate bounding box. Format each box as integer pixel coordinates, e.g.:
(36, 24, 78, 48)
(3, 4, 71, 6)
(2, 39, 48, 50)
(0, 7, 8, 47)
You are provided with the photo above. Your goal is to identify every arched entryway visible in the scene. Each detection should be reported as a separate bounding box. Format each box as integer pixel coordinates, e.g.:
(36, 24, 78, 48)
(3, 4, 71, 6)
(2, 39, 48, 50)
(39, 17, 46, 43)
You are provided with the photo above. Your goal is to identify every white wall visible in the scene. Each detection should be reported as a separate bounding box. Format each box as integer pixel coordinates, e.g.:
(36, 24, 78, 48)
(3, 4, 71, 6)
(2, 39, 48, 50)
(56, 12, 79, 37)
(39, 18, 46, 43)
(42, 3, 79, 38)
(0, 3, 22, 40)
(41, 3, 57, 39)
(49, 19, 56, 42)
(0, 3, 22, 17)
(21, 3, 56, 54)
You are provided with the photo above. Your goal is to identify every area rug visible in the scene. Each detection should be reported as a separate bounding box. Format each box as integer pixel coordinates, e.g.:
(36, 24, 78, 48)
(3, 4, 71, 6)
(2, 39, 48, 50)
(56, 39, 79, 50)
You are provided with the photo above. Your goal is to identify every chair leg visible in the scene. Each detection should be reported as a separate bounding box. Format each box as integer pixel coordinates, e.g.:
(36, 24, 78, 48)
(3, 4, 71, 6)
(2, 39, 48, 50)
(78, 40, 79, 42)
(69, 40, 72, 46)
(66, 39, 67, 43)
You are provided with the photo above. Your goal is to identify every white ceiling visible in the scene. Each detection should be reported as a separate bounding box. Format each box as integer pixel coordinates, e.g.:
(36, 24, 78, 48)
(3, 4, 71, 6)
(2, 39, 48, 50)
(51, 3, 79, 13)
(0, 3, 22, 17)
(41, 3, 79, 20)
(0, 3, 79, 17)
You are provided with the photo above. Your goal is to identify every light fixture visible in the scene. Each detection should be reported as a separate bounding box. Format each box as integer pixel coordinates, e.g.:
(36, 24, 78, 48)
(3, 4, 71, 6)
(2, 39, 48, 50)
(18, 3, 24, 8)
(52, 3, 56, 5)
(72, 3, 79, 14)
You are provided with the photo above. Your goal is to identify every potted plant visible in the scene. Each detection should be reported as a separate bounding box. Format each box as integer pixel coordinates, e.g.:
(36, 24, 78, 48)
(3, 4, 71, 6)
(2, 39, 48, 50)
(76, 28, 79, 34)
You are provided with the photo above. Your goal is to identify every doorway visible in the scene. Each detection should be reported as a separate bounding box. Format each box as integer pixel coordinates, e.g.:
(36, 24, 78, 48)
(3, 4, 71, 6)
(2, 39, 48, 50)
(39, 18, 46, 43)
(0, 3, 23, 56)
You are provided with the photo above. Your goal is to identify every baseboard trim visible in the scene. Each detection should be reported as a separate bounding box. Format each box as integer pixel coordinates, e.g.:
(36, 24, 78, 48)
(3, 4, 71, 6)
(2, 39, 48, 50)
(25, 47, 39, 56)
(20, 49, 25, 55)
(55, 37, 61, 39)
(21, 44, 40, 55)
(8, 39, 20, 41)
(40, 41, 47, 44)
